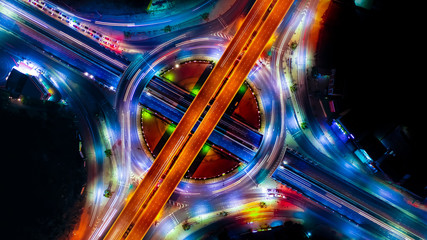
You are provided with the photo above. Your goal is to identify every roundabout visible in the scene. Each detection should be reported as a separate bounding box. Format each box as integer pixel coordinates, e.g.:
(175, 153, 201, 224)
(115, 35, 288, 196)
(2, 0, 424, 239)
(139, 59, 262, 180)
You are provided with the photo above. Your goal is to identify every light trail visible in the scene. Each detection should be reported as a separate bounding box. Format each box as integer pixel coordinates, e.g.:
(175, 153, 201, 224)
(2, 0, 127, 73)
(149, 34, 187, 55)
(105, 1, 276, 238)
(57, 31, 127, 70)
(124, 1, 294, 238)
(124, 69, 141, 102)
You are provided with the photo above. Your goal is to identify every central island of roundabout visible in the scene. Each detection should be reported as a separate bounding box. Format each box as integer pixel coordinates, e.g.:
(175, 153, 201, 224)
(139, 59, 263, 180)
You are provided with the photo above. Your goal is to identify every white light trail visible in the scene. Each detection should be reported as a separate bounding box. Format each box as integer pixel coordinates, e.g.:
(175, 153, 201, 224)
(58, 31, 127, 70)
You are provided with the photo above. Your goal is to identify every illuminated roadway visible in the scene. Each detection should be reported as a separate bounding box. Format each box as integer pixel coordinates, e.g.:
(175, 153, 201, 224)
(2, 0, 426, 239)
(125, 0, 294, 238)
(140, 76, 262, 162)
(269, 1, 427, 238)
(273, 149, 424, 240)
(0, 0, 128, 86)
(104, 0, 275, 238)
(0, 0, 257, 238)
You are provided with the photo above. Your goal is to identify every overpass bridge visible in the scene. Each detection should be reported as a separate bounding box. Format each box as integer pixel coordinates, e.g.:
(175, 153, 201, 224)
(140, 75, 263, 163)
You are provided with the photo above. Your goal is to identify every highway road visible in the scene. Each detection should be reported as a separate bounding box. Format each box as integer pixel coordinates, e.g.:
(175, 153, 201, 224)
(26, 0, 245, 44)
(139, 91, 259, 163)
(0, 7, 130, 236)
(270, 0, 427, 239)
(0, 17, 128, 239)
(125, 0, 293, 238)
(139, 76, 262, 162)
(86, 0, 263, 236)
(145, 76, 262, 150)
(166, 0, 302, 198)
(0, 0, 128, 86)
(150, 188, 368, 239)
(1, 0, 295, 238)
(104, 1, 275, 238)
(136, 0, 427, 238)
(273, 149, 425, 240)
(2, 0, 426, 239)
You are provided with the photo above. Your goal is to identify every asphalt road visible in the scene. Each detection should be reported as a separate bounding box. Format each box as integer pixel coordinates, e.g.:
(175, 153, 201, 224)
(104, 1, 274, 238)
(125, 0, 293, 238)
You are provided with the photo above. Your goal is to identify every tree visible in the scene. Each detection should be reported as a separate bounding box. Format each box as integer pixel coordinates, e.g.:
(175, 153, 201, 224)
(105, 149, 112, 158)
(290, 41, 298, 51)
(182, 221, 191, 231)
(300, 122, 308, 129)
(201, 12, 209, 21)
(103, 189, 112, 198)
(164, 25, 171, 33)
(290, 84, 298, 93)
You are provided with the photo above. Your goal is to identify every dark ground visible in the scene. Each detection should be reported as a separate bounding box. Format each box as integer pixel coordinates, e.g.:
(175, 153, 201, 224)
(315, 0, 425, 198)
(1, 90, 86, 239)
(235, 221, 342, 240)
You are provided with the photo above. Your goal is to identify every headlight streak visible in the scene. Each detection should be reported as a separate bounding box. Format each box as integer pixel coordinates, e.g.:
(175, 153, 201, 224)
(2, 0, 127, 71)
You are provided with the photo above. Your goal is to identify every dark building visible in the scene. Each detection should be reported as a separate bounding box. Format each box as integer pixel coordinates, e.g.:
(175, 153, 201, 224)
(6, 68, 50, 100)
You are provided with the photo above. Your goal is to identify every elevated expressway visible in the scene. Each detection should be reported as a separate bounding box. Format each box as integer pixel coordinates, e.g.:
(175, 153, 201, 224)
(104, 0, 277, 238)
(140, 75, 263, 163)
(125, 0, 294, 238)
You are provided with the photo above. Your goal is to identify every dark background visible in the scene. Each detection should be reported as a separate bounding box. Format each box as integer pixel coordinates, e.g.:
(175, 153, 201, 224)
(1, 91, 86, 239)
(316, 0, 425, 198)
